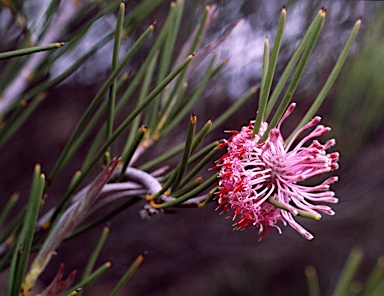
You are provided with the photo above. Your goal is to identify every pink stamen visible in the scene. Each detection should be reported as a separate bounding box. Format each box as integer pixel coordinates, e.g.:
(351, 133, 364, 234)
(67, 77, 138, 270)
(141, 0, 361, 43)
(215, 105, 339, 240)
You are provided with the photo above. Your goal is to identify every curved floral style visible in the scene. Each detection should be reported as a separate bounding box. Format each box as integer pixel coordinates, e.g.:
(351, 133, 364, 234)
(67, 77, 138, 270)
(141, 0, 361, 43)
(215, 103, 339, 240)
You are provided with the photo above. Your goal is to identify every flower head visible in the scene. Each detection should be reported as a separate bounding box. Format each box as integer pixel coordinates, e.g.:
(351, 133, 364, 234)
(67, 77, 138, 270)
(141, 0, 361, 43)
(215, 103, 339, 240)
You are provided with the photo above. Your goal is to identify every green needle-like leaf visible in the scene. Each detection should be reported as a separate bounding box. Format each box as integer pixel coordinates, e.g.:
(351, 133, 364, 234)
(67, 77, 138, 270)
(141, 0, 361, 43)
(0, 207, 25, 245)
(7, 165, 45, 296)
(147, 0, 184, 131)
(332, 247, 364, 296)
(120, 125, 147, 179)
(109, 253, 146, 296)
(260, 8, 326, 142)
(20, 33, 112, 109)
(0, 42, 64, 60)
(105, 1, 126, 161)
(0, 193, 19, 227)
(267, 197, 321, 220)
(190, 4, 210, 54)
(210, 87, 258, 132)
(172, 113, 197, 191)
(306, 265, 320, 296)
(188, 140, 221, 164)
(161, 56, 226, 136)
(0, 94, 44, 149)
(253, 6, 286, 136)
(55, 54, 194, 208)
(159, 140, 219, 183)
(138, 143, 184, 172)
(50, 23, 154, 181)
(362, 256, 384, 296)
(151, 172, 218, 209)
(172, 177, 204, 198)
(66, 198, 140, 242)
(265, 9, 325, 119)
(197, 187, 217, 208)
(177, 143, 222, 190)
(128, 49, 159, 149)
(58, 262, 111, 296)
(191, 118, 213, 153)
(253, 37, 270, 136)
(77, 227, 110, 296)
(288, 18, 362, 142)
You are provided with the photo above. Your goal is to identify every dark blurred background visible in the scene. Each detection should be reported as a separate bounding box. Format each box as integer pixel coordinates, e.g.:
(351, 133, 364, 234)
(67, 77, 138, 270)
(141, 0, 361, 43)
(1, 0, 384, 295)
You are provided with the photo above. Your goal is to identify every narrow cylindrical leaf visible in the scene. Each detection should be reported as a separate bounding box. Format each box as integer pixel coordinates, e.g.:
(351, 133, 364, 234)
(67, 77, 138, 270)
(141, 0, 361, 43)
(77, 227, 110, 296)
(288, 17, 361, 142)
(211, 87, 258, 132)
(67, 198, 140, 241)
(197, 187, 217, 208)
(50, 23, 154, 181)
(56, 54, 193, 205)
(138, 143, 184, 172)
(253, 6, 286, 136)
(260, 8, 326, 142)
(265, 8, 325, 119)
(8, 165, 45, 296)
(172, 113, 197, 191)
(58, 262, 111, 296)
(189, 140, 221, 164)
(0, 43, 64, 60)
(253, 37, 270, 136)
(0, 94, 44, 149)
(267, 197, 321, 220)
(106, 1, 126, 157)
(161, 56, 226, 136)
(306, 265, 320, 296)
(69, 171, 82, 191)
(172, 177, 204, 198)
(177, 143, 222, 190)
(151, 172, 218, 209)
(120, 125, 147, 179)
(332, 247, 364, 296)
(190, 119, 213, 153)
(0, 193, 19, 227)
(189, 4, 210, 54)
(109, 253, 146, 296)
(361, 256, 384, 296)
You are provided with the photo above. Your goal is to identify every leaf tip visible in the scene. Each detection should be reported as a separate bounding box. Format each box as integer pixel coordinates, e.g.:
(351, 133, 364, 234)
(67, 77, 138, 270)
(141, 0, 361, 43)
(190, 112, 197, 123)
(35, 164, 41, 172)
(250, 86, 258, 93)
(319, 7, 327, 16)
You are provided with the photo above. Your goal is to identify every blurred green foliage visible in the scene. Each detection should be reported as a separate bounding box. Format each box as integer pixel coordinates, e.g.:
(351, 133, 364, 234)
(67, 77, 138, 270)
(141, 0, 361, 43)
(333, 4, 384, 159)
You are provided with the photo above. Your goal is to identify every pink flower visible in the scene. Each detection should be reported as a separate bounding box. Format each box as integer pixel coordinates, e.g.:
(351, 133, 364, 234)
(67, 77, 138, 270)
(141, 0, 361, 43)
(215, 103, 339, 240)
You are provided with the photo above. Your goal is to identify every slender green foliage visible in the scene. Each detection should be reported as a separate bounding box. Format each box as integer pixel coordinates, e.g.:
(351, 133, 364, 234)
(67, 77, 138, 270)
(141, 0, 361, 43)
(58, 262, 112, 296)
(7, 165, 45, 296)
(306, 266, 320, 296)
(0, 193, 18, 227)
(78, 227, 110, 296)
(105, 1, 126, 163)
(109, 253, 146, 296)
(253, 6, 286, 136)
(172, 113, 196, 191)
(332, 248, 364, 296)
(260, 9, 326, 142)
(288, 18, 362, 142)
(0, 43, 64, 59)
